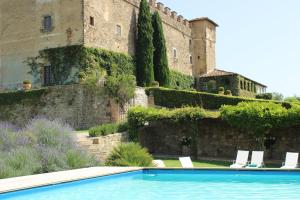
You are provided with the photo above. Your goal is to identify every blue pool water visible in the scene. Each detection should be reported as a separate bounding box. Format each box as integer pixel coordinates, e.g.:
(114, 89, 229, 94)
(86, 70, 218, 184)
(1, 170, 300, 200)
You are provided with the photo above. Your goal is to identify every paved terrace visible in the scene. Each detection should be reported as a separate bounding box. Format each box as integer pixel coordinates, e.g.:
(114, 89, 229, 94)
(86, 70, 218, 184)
(0, 167, 141, 194)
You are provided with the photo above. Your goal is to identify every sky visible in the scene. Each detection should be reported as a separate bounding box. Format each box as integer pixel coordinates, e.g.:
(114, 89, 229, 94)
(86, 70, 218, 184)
(158, 0, 300, 97)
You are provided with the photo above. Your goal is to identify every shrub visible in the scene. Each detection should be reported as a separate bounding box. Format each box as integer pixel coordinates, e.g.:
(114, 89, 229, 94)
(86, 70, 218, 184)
(105, 143, 153, 167)
(224, 90, 232, 96)
(23, 80, 31, 84)
(105, 74, 136, 106)
(220, 102, 300, 136)
(145, 87, 281, 110)
(1, 147, 42, 178)
(127, 106, 206, 140)
(169, 70, 194, 90)
(218, 87, 224, 95)
(0, 88, 48, 106)
(0, 118, 97, 179)
(150, 81, 160, 87)
(256, 93, 273, 100)
(89, 122, 129, 137)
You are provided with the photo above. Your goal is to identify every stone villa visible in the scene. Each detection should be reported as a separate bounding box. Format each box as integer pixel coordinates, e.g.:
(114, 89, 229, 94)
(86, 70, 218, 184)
(0, 0, 266, 97)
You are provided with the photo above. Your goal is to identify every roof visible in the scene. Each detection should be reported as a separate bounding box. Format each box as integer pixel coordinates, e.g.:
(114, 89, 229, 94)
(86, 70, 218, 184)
(199, 69, 267, 87)
(189, 17, 219, 27)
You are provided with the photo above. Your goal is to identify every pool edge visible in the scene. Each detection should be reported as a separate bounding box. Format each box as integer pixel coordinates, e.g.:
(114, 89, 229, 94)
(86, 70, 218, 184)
(1, 167, 300, 194)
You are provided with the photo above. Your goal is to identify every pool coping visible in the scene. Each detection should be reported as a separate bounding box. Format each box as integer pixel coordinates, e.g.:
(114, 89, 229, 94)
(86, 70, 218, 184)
(0, 167, 142, 194)
(1, 167, 300, 194)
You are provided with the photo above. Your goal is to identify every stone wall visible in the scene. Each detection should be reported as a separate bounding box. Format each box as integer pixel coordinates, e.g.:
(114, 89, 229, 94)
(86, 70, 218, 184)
(75, 132, 129, 163)
(0, 0, 84, 89)
(0, 85, 149, 129)
(139, 118, 300, 161)
(84, 0, 193, 75)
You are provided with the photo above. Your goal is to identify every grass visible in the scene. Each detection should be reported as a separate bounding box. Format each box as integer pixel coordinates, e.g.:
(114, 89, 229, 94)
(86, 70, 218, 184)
(161, 158, 230, 168)
(160, 158, 282, 168)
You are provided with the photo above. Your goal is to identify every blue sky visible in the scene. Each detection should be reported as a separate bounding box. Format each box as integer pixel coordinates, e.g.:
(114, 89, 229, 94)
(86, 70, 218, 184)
(159, 0, 300, 97)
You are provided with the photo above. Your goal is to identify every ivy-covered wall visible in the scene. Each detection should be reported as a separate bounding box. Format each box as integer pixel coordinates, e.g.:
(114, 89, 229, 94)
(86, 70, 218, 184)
(169, 70, 195, 90)
(29, 45, 136, 86)
(196, 74, 239, 95)
(196, 74, 265, 98)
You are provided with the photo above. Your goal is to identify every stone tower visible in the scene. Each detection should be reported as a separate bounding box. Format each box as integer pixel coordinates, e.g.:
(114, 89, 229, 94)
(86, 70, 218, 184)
(190, 18, 218, 77)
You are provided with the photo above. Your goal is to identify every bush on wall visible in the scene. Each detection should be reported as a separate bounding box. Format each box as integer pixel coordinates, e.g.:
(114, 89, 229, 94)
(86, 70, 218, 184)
(105, 74, 136, 106)
(127, 106, 207, 140)
(0, 88, 48, 106)
(145, 87, 281, 110)
(256, 93, 273, 100)
(220, 102, 300, 147)
(89, 122, 129, 137)
(26, 45, 136, 86)
(169, 70, 194, 90)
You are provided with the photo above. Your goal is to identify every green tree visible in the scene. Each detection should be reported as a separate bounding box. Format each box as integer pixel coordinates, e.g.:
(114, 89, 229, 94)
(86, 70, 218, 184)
(152, 11, 170, 87)
(136, 0, 154, 86)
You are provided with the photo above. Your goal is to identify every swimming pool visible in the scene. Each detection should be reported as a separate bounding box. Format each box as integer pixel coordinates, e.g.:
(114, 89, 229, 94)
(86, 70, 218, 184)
(1, 169, 300, 200)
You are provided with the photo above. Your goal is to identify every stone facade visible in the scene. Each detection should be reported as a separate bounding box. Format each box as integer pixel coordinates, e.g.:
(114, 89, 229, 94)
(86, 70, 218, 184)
(139, 119, 300, 161)
(0, 0, 217, 89)
(196, 69, 267, 98)
(0, 85, 149, 129)
(0, 0, 84, 89)
(75, 132, 129, 162)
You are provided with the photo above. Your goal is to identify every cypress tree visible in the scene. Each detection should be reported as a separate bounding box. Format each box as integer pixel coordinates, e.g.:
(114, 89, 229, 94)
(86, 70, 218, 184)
(152, 11, 170, 86)
(136, 0, 154, 86)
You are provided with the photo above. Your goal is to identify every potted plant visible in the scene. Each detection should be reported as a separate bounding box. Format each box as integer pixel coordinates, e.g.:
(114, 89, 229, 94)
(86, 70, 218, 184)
(23, 80, 32, 90)
(180, 136, 192, 156)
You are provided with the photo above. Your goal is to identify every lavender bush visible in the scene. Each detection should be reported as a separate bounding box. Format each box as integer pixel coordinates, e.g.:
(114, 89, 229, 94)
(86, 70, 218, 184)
(0, 118, 98, 179)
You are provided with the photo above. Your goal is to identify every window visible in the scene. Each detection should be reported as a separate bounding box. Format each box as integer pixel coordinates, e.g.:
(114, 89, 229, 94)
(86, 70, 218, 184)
(43, 15, 52, 32)
(90, 16, 95, 26)
(189, 55, 192, 64)
(189, 39, 192, 49)
(116, 25, 122, 37)
(240, 81, 243, 89)
(44, 65, 54, 86)
(247, 82, 250, 91)
(173, 48, 177, 59)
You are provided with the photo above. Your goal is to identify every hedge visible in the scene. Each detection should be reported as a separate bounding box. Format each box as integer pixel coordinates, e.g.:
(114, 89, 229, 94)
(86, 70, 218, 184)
(146, 87, 279, 110)
(127, 106, 207, 140)
(89, 122, 128, 137)
(220, 102, 300, 136)
(0, 88, 48, 106)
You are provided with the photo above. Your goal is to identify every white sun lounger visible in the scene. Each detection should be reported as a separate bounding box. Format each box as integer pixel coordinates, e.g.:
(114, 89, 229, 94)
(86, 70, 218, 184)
(179, 157, 194, 168)
(152, 160, 166, 168)
(281, 152, 299, 169)
(246, 151, 264, 168)
(230, 150, 249, 168)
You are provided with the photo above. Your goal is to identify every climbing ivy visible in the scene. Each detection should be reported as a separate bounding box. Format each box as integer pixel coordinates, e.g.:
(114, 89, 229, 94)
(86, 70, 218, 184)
(26, 45, 136, 86)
